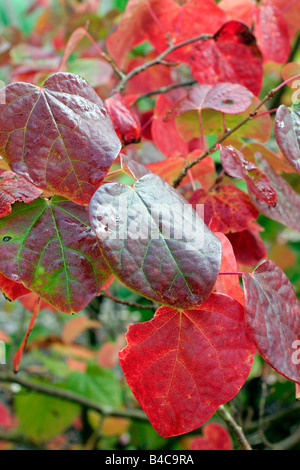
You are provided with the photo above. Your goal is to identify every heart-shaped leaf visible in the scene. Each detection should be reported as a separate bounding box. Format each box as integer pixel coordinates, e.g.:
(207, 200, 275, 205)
(119, 293, 255, 437)
(189, 184, 259, 233)
(0, 196, 111, 313)
(89, 174, 221, 309)
(0, 72, 121, 205)
(189, 21, 263, 95)
(274, 105, 300, 174)
(0, 170, 42, 218)
(164, 83, 253, 121)
(226, 225, 266, 266)
(243, 260, 300, 384)
(220, 145, 277, 207)
(189, 423, 233, 450)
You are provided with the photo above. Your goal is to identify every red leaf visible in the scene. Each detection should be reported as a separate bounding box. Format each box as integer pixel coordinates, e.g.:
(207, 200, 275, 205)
(0, 403, 11, 428)
(254, 3, 290, 64)
(105, 92, 141, 145)
(190, 422, 233, 450)
(249, 154, 300, 233)
(220, 145, 277, 207)
(152, 92, 190, 158)
(0, 273, 30, 301)
(164, 83, 253, 121)
(0, 170, 42, 218)
(13, 296, 41, 372)
(243, 260, 300, 384)
(219, 0, 255, 24)
(189, 21, 263, 96)
(90, 174, 221, 309)
(0, 73, 121, 205)
(242, 142, 294, 174)
(226, 225, 267, 267)
(274, 105, 300, 175)
(119, 293, 255, 437)
(125, 55, 173, 96)
(215, 232, 244, 305)
(271, 0, 300, 41)
(190, 184, 259, 233)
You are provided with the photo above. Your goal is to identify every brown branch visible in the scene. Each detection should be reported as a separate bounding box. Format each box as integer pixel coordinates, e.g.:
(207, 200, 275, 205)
(134, 80, 197, 103)
(217, 405, 252, 450)
(116, 34, 212, 92)
(172, 90, 275, 188)
(0, 369, 147, 422)
(99, 292, 156, 311)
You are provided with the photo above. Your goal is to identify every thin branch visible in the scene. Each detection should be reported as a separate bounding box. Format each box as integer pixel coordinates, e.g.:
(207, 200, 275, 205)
(172, 89, 276, 188)
(134, 80, 197, 103)
(116, 34, 212, 92)
(0, 369, 148, 422)
(217, 405, 252, 450)
(99, 292, 156, 311)
(273, 426, 300, 450)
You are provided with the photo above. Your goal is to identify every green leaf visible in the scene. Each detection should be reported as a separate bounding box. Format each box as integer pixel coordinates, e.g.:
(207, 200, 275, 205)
(0, 196, 111, 313)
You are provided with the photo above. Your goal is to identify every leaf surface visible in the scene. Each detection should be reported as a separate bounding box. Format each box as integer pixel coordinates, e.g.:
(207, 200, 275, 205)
(0, 170, 42, 218)
(90, 174, 221, 309)
(0, 196, 111, 313)
(119, 293, 255, 437)
(274, 105, 300, 174)
(105, 91, 141, 145)
(0, 72, 121, 204)
(243, 260, 300, 384)
(189, 184, 259, 233)
(220, 145, 277, 207)
(189, 21, 263, 96)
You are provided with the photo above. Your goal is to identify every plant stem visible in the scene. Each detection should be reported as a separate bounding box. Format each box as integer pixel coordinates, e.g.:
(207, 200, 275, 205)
(134, 80, 197, 103)
(99, 291, 156, 311)
(217, 405, 252, 450)
(0, 369, 148, 422)
(116, 34, 212, 92)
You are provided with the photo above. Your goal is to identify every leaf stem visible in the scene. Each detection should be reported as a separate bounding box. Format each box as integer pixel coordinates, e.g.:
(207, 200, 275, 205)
(99, 291, 156, 311)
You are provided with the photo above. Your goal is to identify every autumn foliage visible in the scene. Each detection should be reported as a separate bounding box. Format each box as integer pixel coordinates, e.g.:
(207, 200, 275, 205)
(0, 0, 300, 449)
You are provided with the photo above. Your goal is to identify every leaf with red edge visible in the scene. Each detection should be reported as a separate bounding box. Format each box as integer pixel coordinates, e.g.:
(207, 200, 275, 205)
(0, 72, 121, 205)
(119, 293, 255, 437)
(90, 174, 221, 309)
(249, 154, 300, 233)
(13, 296, 41, 372)
(0, 273, 30, 301)
(243, 260, 300, 384)
(190, 422, 233, 450)
(274, 105, 300, 174)
(0, 170, 42, 218)
(189, 21, 263, 96)
(226, 225, 267, 267)
(147, 153, 216, 190)
(220, 145, 277, 207)
(0, 196, 111, 314)
(164, 83, 253, 121)
(105, 92, 141, 145)
(190, 184, 259, 233)
(254, 3, 290, 64)
(214, 232, 244, 305)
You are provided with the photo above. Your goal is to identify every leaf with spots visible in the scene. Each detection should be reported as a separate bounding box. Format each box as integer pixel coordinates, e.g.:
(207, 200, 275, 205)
(243, 260, 300, 384)
(0, 72, 121, 205)
(89, 174, 222, 309)
(0, 170, 42, 218)
(274, 105, 300, 175)
(220, 145, 277, 207)
(189, 184, 259, 233)
(119, 293, 255, 437)
(0, 196, 111, 313)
